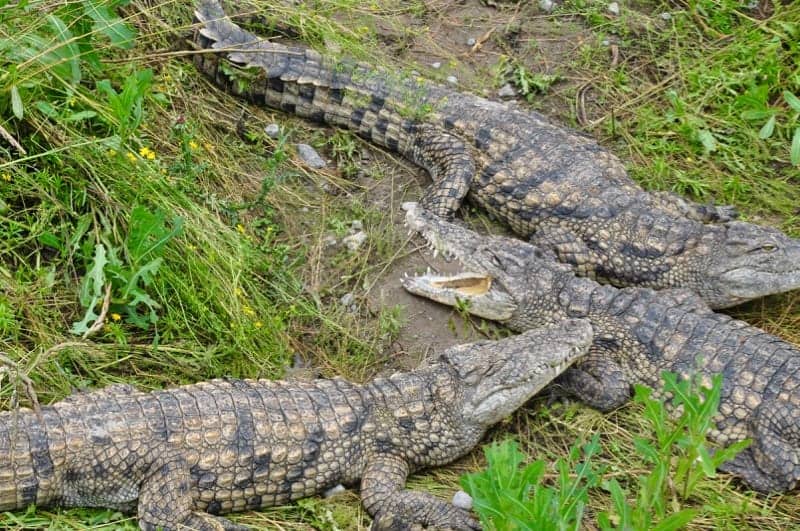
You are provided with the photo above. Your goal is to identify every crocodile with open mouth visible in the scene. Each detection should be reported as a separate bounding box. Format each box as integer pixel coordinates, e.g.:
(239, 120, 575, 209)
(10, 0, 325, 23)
(402, 201, 800, 493)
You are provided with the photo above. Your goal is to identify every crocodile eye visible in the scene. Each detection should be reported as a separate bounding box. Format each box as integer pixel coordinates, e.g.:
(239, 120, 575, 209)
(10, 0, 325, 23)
(753, 244, 777, 253)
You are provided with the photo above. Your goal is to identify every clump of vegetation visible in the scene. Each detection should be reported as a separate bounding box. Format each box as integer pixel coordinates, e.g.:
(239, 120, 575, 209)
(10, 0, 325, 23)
(463, 372, 750, 530)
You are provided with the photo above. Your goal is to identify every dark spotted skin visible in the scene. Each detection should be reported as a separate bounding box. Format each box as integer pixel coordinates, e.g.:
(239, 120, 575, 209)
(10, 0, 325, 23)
(0, 376, 476, 530)
(190, 1, 762, 307)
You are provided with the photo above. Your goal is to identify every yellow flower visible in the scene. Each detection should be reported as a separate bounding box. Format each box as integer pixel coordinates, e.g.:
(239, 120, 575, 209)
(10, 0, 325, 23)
(139, 146, 156, 160)
(236, 223, 246, 234)
(126, 152, 137, 163)
(188, 140, 199, 151)
(107, 148, 117, 158)
(1, 173, 11, 182)
(111, 313, 122, 321)
(160, 168, 167, 175)
(242, 305, 255, 317)
(254, 321, 263, 329)
(234, 287, 243, 296)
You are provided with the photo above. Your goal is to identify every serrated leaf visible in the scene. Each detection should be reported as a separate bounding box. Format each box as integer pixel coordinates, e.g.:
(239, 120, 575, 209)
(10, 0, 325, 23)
(784, 91, 800, 113)
(758, 115, 776, 139)
(791, 127, 800, 166)
(10, 85, 23, 119)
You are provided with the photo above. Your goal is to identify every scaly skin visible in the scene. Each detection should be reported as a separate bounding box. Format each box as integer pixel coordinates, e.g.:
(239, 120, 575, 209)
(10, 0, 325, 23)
(0, 322, 591, 530)
(401, 202, 800, 493)
(192, 0, 800, 309)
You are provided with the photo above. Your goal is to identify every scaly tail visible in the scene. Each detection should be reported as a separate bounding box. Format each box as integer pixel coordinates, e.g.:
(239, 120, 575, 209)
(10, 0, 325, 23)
(0, 409, 54, 511)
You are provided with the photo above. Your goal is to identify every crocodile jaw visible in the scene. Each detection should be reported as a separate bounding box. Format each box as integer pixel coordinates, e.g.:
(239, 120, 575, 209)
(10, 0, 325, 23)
(443, 318, 593, 426)
(402, 271, 516, 321)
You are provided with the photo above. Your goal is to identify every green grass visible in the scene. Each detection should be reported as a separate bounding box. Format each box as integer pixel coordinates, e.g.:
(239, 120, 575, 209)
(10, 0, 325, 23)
(1, 0, 799, 529)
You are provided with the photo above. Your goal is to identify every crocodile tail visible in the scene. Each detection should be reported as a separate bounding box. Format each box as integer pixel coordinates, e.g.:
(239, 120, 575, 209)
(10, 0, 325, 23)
(194, 0, 333, 85)
(0, 409, 56, 511)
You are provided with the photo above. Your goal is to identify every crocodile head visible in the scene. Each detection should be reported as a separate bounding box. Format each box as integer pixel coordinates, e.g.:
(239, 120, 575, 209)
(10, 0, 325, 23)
(436, 318, 592, 426)
(401, 202, 572, 330)
(700, 221, 800, 308)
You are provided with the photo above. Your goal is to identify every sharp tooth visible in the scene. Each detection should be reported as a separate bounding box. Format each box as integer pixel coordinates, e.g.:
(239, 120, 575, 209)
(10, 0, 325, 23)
(433, 248, 439, 259)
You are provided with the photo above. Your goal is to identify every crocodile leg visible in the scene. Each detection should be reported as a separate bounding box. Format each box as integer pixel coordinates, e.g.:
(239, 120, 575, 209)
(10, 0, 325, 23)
(409, 125, 475, 219)
(649, 191, 738, 223)
(553, 338, 634, 412)
(361, 454, 479, 531)
(137, 447, 248, 531)
(528, 223, 595, 278)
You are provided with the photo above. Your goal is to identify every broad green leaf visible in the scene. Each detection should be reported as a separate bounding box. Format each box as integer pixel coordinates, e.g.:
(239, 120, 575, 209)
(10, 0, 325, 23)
(758, 115, 776, 139)
(63, 110, 98, 122)
(784, 91, 800, 113)
(652, 509, 699, 531)
(35, 100, 58, 117)
(791, 127, 800, 166)
(10, 85, 23, 119)
(740, 109, 773, 121)
(82, 0, 136, 49)
(697, 129, 717, 153)
(45, 14, 81, 84)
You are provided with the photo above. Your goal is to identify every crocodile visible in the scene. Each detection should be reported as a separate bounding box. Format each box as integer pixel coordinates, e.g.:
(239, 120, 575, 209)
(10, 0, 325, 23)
(0, 321, 592, 530)
(192, 0, 800, 309)
(401, 201, 800, 493)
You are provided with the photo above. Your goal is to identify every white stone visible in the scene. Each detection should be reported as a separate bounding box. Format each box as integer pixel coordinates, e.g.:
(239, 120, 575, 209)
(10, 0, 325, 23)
(264, 123, 280, 138)
(431, 61, 442, 69)
(607, 1, 620, 15)
(452, 490, 473, 510)
(343, 231, 367, 251)
(539, 0, 554, 12)
(446, 75, 458, 85)
(466, 37, 476, 46)
(498, 83, 516, 98)
(351, 219, 364, 231)
(323, 484, 346, 498)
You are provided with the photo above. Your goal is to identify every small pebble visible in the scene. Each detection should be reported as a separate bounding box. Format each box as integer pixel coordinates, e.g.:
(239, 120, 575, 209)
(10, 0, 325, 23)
(324, 485, 346, 498)
(601, 39, 610, 47)
(296, 143, 326, 169)
(431, 61, 442, 69)
(446, 75, 458, 85)
(466, 37, 476, 46)
(323, 234, 338, 247)
(659, 12, 671, 20)
(339, 292, 355, 307)
(264, 123, 280, 138)
(343, 231, 367, 251)
(452, 490, 473, 510)
(539, 0, 554, 12)
(607, 1, 620, 15)
(351, 219, 364, 231)
(498, 83, 516, 98)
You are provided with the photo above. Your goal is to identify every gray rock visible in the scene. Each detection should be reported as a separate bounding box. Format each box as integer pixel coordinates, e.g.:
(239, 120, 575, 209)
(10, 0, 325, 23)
(659, 12, 672, 20)
(264, 123, 280, 139)
(601, 39, 610, 47)
(446, 75, 458, 85)
(322, 234, 338, 247)
(351, 219, 364, 231)
(498, 83, 517, 98)
(452, 490, 473, 510)
(296, 143, 326, 169)
(539, 0, 554, 12)
(343, 231, 367, 251)
(607, 1, 619, 15)
(466, 37, 476, 46)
